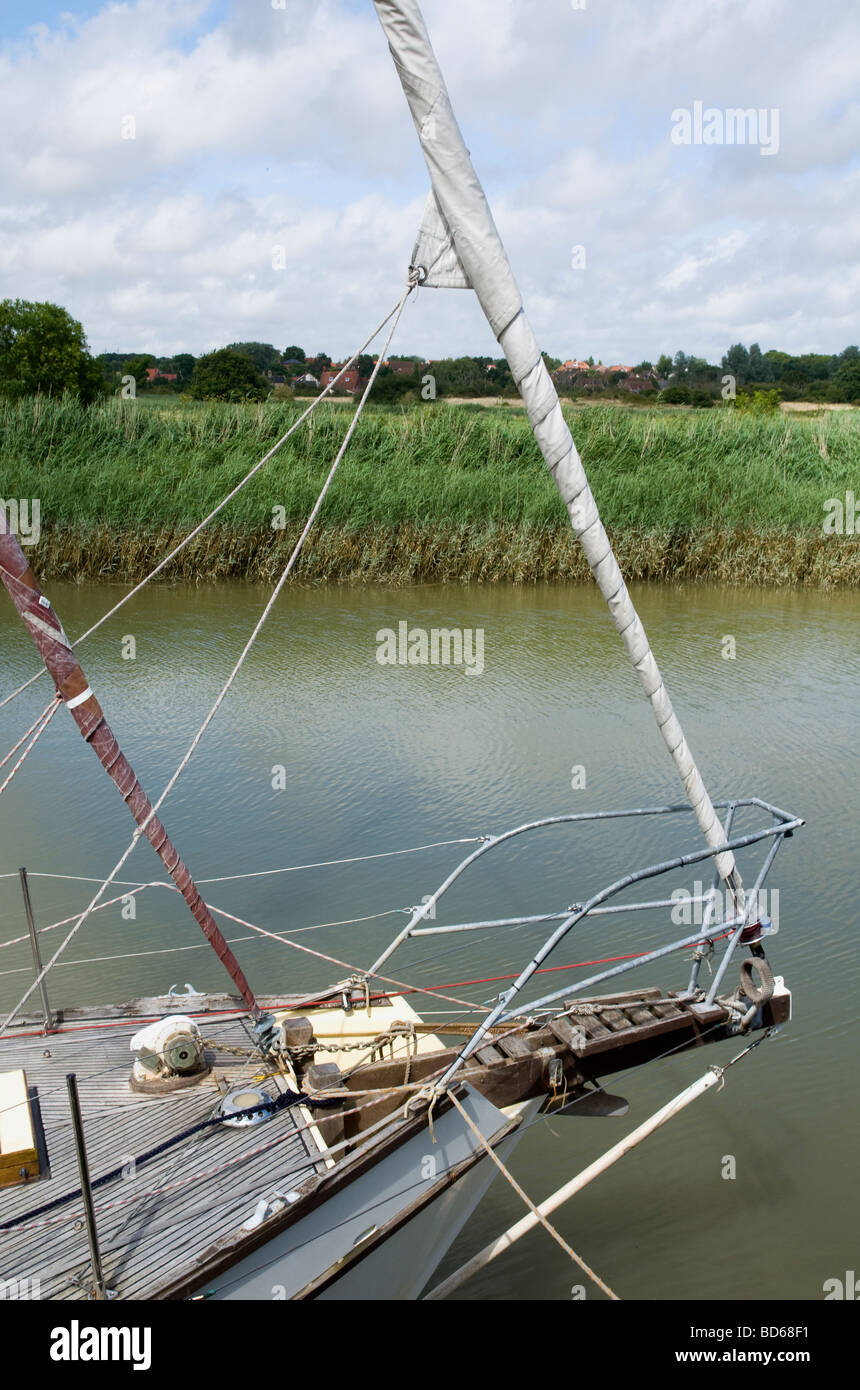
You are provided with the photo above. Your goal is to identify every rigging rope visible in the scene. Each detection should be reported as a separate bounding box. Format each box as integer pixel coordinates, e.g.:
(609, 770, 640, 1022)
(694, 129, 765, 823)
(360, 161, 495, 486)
(0, 285, 416, 1041)
(0, 832, 484, 950)
(0, 696, 60, 771)
(0, 837, 479, 890)
(444, 1088, 619, 1300)
(0, 696, 60, 798)
(205, 900, 489, 1011)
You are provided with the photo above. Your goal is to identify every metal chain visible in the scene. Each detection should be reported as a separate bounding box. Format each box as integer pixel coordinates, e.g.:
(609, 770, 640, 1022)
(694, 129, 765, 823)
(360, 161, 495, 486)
(199, 1039, 262, 1058)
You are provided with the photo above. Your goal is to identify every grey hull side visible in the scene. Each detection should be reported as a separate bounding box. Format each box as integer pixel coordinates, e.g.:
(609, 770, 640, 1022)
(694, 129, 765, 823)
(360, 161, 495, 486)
(208, 1087, 540, 1301)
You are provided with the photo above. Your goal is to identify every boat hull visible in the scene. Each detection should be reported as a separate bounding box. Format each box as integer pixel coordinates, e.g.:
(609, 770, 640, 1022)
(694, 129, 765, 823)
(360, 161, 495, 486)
(205, 1088, 541, 1300)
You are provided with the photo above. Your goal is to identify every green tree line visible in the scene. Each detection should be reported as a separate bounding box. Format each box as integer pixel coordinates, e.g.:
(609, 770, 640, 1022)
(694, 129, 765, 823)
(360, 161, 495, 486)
(2, 299, 858, 406)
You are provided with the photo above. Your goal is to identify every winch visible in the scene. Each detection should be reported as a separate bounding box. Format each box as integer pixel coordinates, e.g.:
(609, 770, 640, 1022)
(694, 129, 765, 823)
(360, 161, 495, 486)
(217, 1084, 277, 1128)
(129, 1015, 209, 1093)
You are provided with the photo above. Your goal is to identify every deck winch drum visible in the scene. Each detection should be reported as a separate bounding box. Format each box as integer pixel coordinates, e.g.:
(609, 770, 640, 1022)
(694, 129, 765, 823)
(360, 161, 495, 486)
(130, 1015, 204, 1079)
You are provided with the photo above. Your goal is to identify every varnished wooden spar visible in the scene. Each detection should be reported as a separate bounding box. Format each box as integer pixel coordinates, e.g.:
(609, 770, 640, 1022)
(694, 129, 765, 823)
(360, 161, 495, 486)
(0, 520, 259, 1014)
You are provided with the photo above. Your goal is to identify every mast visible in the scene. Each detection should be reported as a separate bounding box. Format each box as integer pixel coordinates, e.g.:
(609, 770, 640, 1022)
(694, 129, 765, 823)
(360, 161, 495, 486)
(0, 519, 259, 1013)
(374, 0, 741, 897)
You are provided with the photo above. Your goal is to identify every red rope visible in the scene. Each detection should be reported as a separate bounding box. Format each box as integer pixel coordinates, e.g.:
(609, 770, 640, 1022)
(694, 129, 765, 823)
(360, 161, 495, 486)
(0, 934, 730, 1039)
(379, 929, 731, 999)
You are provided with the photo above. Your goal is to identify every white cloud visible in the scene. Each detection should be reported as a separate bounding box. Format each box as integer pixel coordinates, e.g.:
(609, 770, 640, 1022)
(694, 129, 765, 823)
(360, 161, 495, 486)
(0, 0, 856, 361)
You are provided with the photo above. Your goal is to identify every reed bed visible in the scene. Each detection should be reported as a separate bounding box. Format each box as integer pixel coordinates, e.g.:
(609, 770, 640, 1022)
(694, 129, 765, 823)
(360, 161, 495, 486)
(3, 395, 858, 586)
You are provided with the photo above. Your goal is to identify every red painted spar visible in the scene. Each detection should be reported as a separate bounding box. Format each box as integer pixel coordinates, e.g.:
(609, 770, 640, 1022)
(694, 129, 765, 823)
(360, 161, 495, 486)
(0, 517, 259, 1014)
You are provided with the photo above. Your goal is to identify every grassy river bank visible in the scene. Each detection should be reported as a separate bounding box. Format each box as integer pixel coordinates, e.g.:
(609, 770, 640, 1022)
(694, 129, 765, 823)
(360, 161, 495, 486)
(3, 395, 858, 586)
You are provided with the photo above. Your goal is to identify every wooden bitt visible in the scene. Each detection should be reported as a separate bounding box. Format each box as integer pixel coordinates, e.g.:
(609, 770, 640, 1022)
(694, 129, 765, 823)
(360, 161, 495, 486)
(304, 1062, 347, 1148)
(281, 1016, 315, 1049)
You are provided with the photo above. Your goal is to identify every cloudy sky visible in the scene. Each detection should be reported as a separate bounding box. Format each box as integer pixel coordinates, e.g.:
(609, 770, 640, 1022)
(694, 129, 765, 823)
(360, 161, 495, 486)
(0, 0, 856, 365)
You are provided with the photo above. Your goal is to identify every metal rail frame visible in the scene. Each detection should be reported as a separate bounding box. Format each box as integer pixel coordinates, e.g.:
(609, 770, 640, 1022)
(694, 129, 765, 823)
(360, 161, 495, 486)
(360, 797, 802, 1089)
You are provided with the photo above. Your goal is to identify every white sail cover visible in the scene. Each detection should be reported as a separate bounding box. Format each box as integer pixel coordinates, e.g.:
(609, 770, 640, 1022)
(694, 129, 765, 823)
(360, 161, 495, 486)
(375, 0, 740, 889)
(412, 189, 472, 289)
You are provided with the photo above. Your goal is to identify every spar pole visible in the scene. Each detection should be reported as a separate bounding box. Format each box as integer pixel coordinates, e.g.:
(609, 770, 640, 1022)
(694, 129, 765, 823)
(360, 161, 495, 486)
(0, 517, 259, 1014)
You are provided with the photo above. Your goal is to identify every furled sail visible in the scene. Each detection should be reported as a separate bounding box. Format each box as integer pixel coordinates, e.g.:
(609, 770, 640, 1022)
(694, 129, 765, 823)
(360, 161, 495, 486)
(411, 188, 472, 289)
(0, 518, 260, 1012)
(375, 0, 741, 893)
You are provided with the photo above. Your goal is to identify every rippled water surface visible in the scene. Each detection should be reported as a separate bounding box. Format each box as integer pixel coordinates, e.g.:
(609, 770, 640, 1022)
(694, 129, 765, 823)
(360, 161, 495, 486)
(1, 579, 857, 1301)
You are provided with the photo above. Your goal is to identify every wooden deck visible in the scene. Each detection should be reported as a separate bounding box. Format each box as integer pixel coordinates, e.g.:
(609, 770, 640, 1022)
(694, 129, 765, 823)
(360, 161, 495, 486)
(0, 982, 792, 1301)
(0, 1012, 324, 1300)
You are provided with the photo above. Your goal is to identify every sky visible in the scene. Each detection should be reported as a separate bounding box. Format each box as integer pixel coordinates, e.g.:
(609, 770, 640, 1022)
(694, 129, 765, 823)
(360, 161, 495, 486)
(0, 0, 857, 364)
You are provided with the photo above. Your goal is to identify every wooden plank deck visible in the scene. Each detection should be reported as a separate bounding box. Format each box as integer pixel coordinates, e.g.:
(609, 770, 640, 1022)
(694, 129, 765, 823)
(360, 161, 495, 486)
(0, 1015, 323, 1300)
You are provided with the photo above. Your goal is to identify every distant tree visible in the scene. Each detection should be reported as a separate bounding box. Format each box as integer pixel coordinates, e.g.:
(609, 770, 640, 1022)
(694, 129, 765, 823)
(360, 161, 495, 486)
(173, 353, 196, 383)
(656, 354, 673, 377)
(634, 360, 654, 374)
(356, 354, 376, 378)
(722, 343, 752, 385)
(795, 353, 834, 380)
(96, 352, 127, 387)
(368, 373, 415, 404)
(492, 357, 513, 389)
(189, 349, 269, 401)
(672, 350, 693, 382)
(660, 385, 691, 405)
(123, 353, 156, 384)
(748, 343, 774, 382)
(283, 345, 306, 363)
(226, 341, 281, 373)
(432, 356, 495, 396)
(306, 352, 331, 378)
(119, 354, 157, 393)
(0, 299, 104, 402)
(777, 353, 833, 393)
(832, 360, 860, 403)
(684, 356, 718, 384)
(541, 352, 562, 372)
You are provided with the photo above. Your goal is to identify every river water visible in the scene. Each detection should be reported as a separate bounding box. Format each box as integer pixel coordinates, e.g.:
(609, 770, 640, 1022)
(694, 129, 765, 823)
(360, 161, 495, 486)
(1, 579, 857, 1301)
